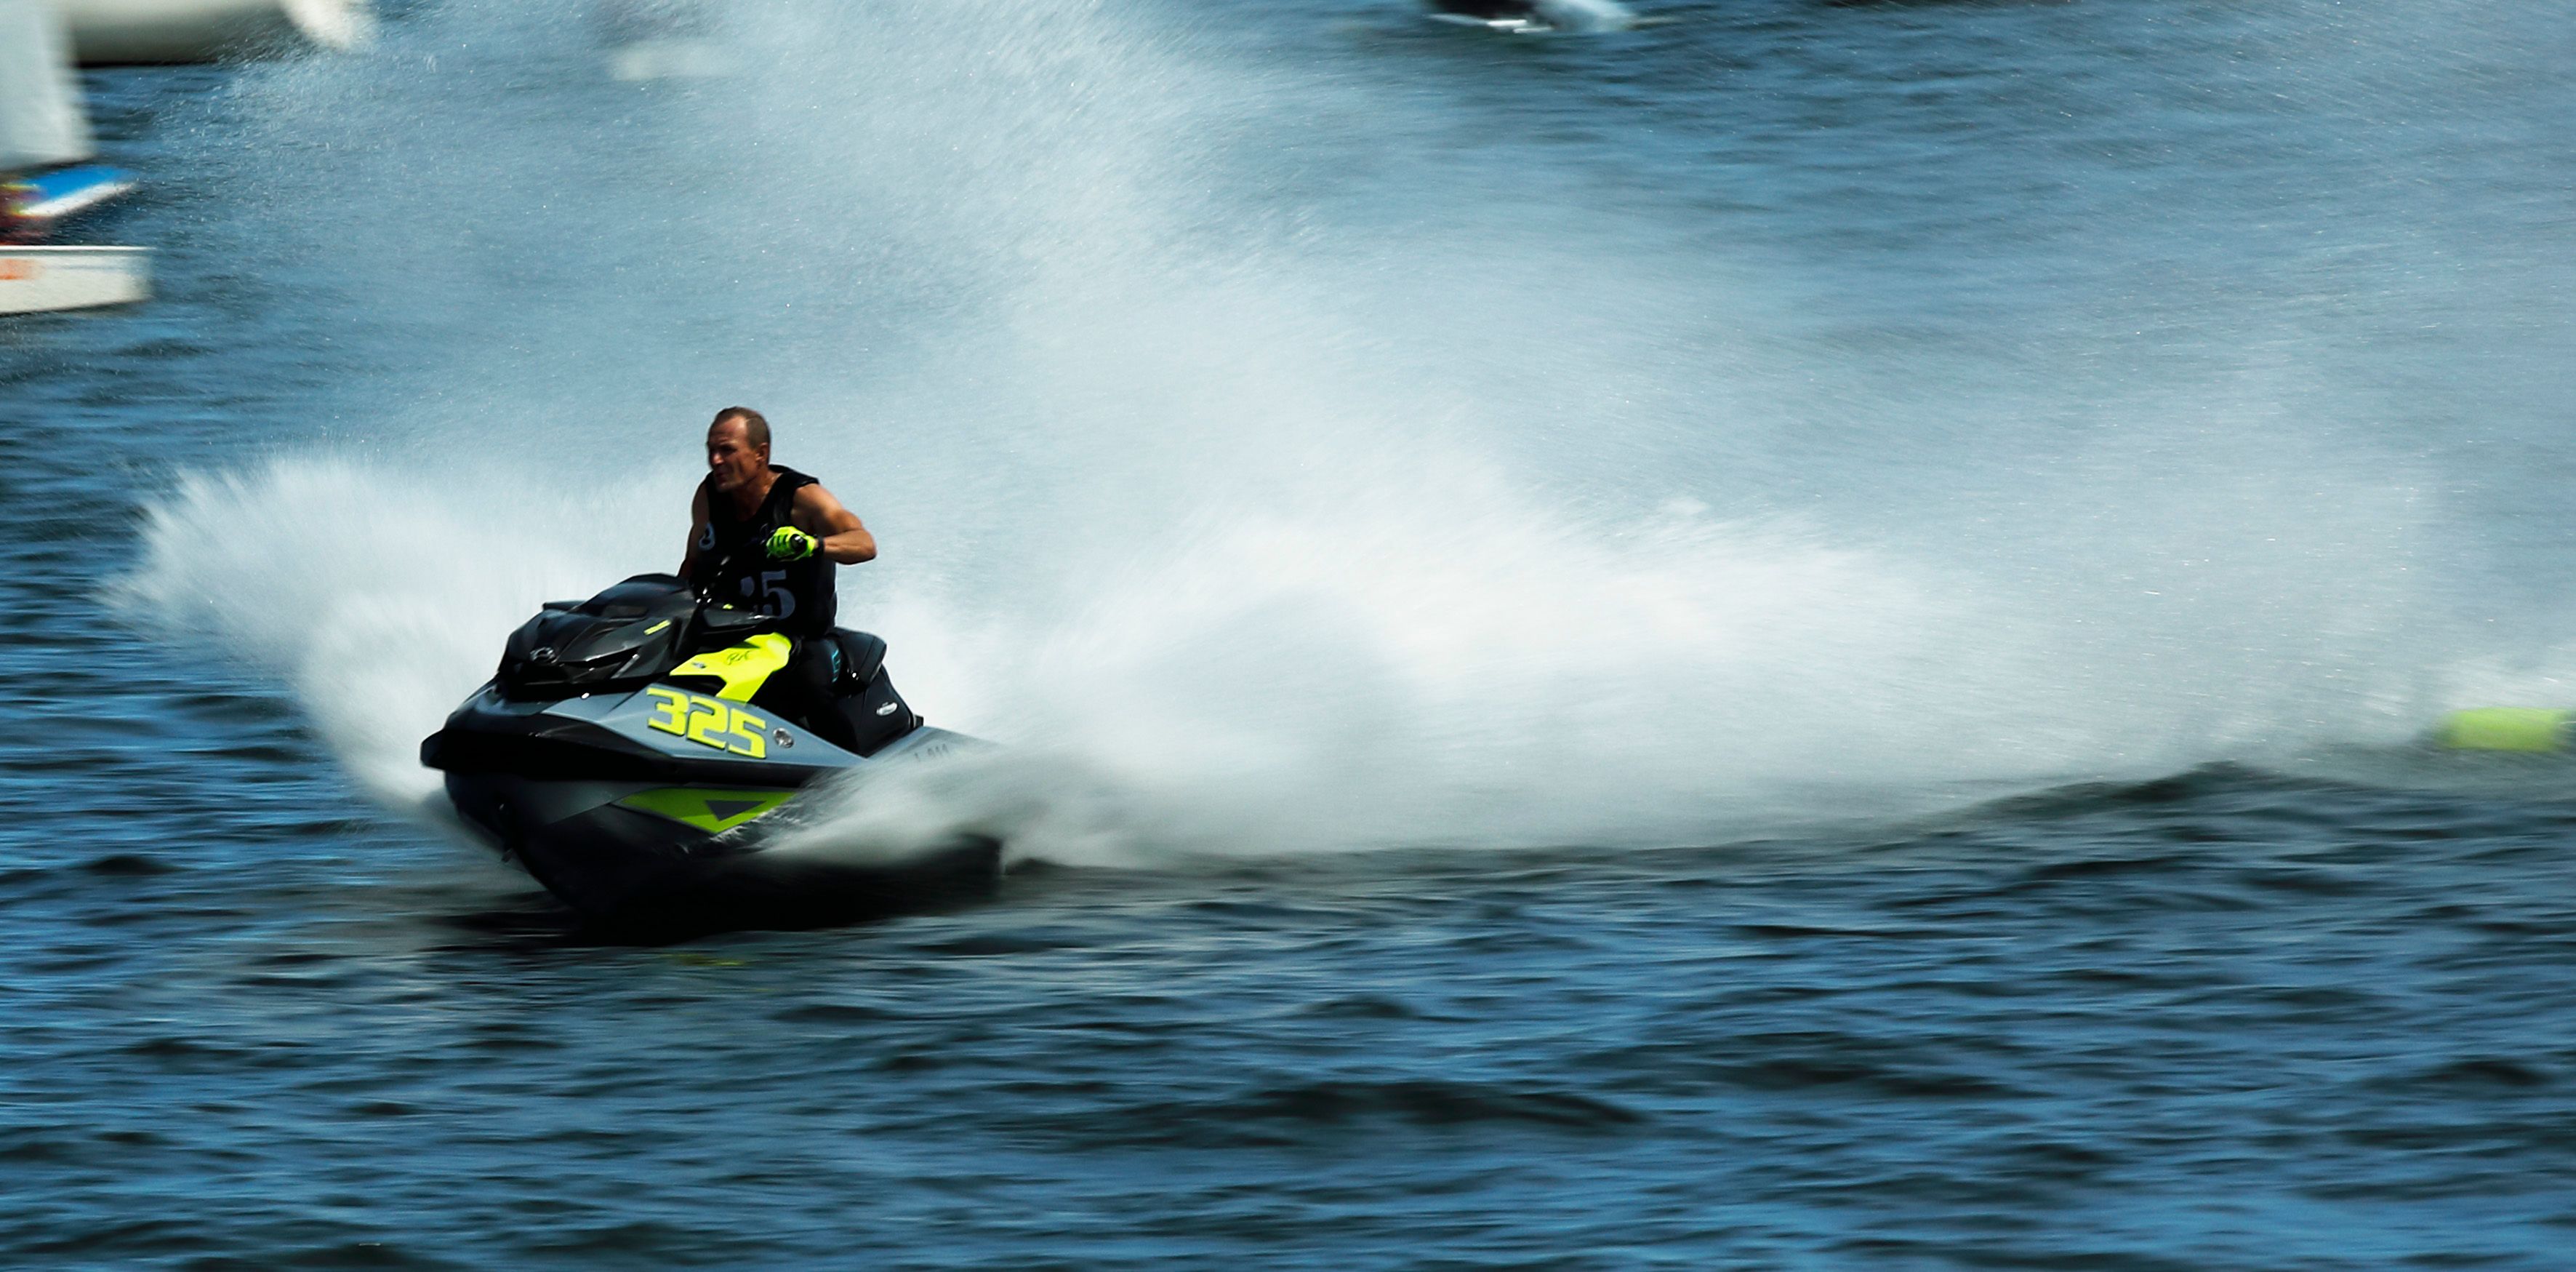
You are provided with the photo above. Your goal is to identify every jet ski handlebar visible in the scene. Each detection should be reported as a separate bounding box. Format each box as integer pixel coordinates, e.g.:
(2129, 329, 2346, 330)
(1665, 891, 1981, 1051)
(689, 546, 748, 605)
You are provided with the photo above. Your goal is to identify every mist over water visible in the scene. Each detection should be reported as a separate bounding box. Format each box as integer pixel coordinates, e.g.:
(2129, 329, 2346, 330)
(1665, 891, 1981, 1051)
(124, 0, 2576, 864)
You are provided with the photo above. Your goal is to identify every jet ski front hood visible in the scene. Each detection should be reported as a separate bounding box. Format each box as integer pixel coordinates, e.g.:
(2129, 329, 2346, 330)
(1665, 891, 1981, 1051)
(422, 682, 861, 788)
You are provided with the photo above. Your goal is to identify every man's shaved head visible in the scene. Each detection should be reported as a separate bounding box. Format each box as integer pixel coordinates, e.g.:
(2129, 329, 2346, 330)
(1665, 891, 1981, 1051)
(711, 406, 770, 452)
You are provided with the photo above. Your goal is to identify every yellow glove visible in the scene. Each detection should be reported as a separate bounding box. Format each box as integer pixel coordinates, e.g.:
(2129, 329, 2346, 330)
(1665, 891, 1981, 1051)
(764, 527, 820, 561)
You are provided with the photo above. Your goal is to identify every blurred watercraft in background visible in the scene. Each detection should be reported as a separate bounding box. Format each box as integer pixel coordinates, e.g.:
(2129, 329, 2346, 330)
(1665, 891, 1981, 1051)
(0, 246, 151, 313)
(1, 0, 148, 313)
(2428, 708, 2575, 753)
(596, 0, 734, 81)
(4, 162, 139, 238)
(1421, 0, 1655, 35)
(57, 0, 372, 64)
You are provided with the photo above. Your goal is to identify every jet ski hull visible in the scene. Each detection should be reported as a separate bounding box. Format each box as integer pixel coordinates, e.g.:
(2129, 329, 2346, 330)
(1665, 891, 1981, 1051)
(442, 768, 1000, 933)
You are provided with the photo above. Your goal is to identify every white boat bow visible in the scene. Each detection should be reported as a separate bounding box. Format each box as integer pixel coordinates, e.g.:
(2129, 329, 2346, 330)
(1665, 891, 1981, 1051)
(0, 244, 151, 315)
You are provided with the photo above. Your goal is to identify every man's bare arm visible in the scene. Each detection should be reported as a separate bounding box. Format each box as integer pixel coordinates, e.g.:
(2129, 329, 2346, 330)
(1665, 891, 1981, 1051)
(793, 483, 877, 564)
(680, 484, 711, 577)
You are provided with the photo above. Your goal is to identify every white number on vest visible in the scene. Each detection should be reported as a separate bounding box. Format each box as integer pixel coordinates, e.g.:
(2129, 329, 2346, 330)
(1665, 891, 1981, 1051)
(739, 569, 795, 620)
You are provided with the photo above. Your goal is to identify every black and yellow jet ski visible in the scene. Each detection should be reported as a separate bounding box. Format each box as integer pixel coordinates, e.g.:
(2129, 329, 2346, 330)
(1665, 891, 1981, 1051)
(420, 572, 997, 932)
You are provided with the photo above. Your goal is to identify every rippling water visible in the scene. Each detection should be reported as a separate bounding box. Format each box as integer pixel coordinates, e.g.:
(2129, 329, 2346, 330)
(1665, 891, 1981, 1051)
(8, 0, 2576, 1264)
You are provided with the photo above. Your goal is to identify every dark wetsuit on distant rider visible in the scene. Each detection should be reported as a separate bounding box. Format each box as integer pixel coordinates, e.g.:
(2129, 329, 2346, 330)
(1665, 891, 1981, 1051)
(682, 407, 917, 754)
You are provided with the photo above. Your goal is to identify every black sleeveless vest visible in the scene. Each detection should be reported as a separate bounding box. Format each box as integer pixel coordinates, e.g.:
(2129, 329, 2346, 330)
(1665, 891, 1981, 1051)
(690, 465, 835, 634)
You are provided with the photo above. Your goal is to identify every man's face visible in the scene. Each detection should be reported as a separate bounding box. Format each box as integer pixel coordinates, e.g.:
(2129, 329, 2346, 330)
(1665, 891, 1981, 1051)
(706, 420, 766, 493)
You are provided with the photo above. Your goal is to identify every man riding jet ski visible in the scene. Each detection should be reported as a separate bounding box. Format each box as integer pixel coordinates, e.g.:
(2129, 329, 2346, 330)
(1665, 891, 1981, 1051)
(420, 407, 995, 932)
(681, 404, 898, 749)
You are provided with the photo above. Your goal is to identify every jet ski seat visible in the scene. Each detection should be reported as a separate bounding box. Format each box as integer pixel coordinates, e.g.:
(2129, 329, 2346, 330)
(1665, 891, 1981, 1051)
(826, 629, 887, 692)
(810, 629, 917, 756)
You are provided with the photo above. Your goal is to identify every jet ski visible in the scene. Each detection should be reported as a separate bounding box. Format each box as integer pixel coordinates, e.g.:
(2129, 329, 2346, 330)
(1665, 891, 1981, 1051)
(420, 570, 998, 932)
